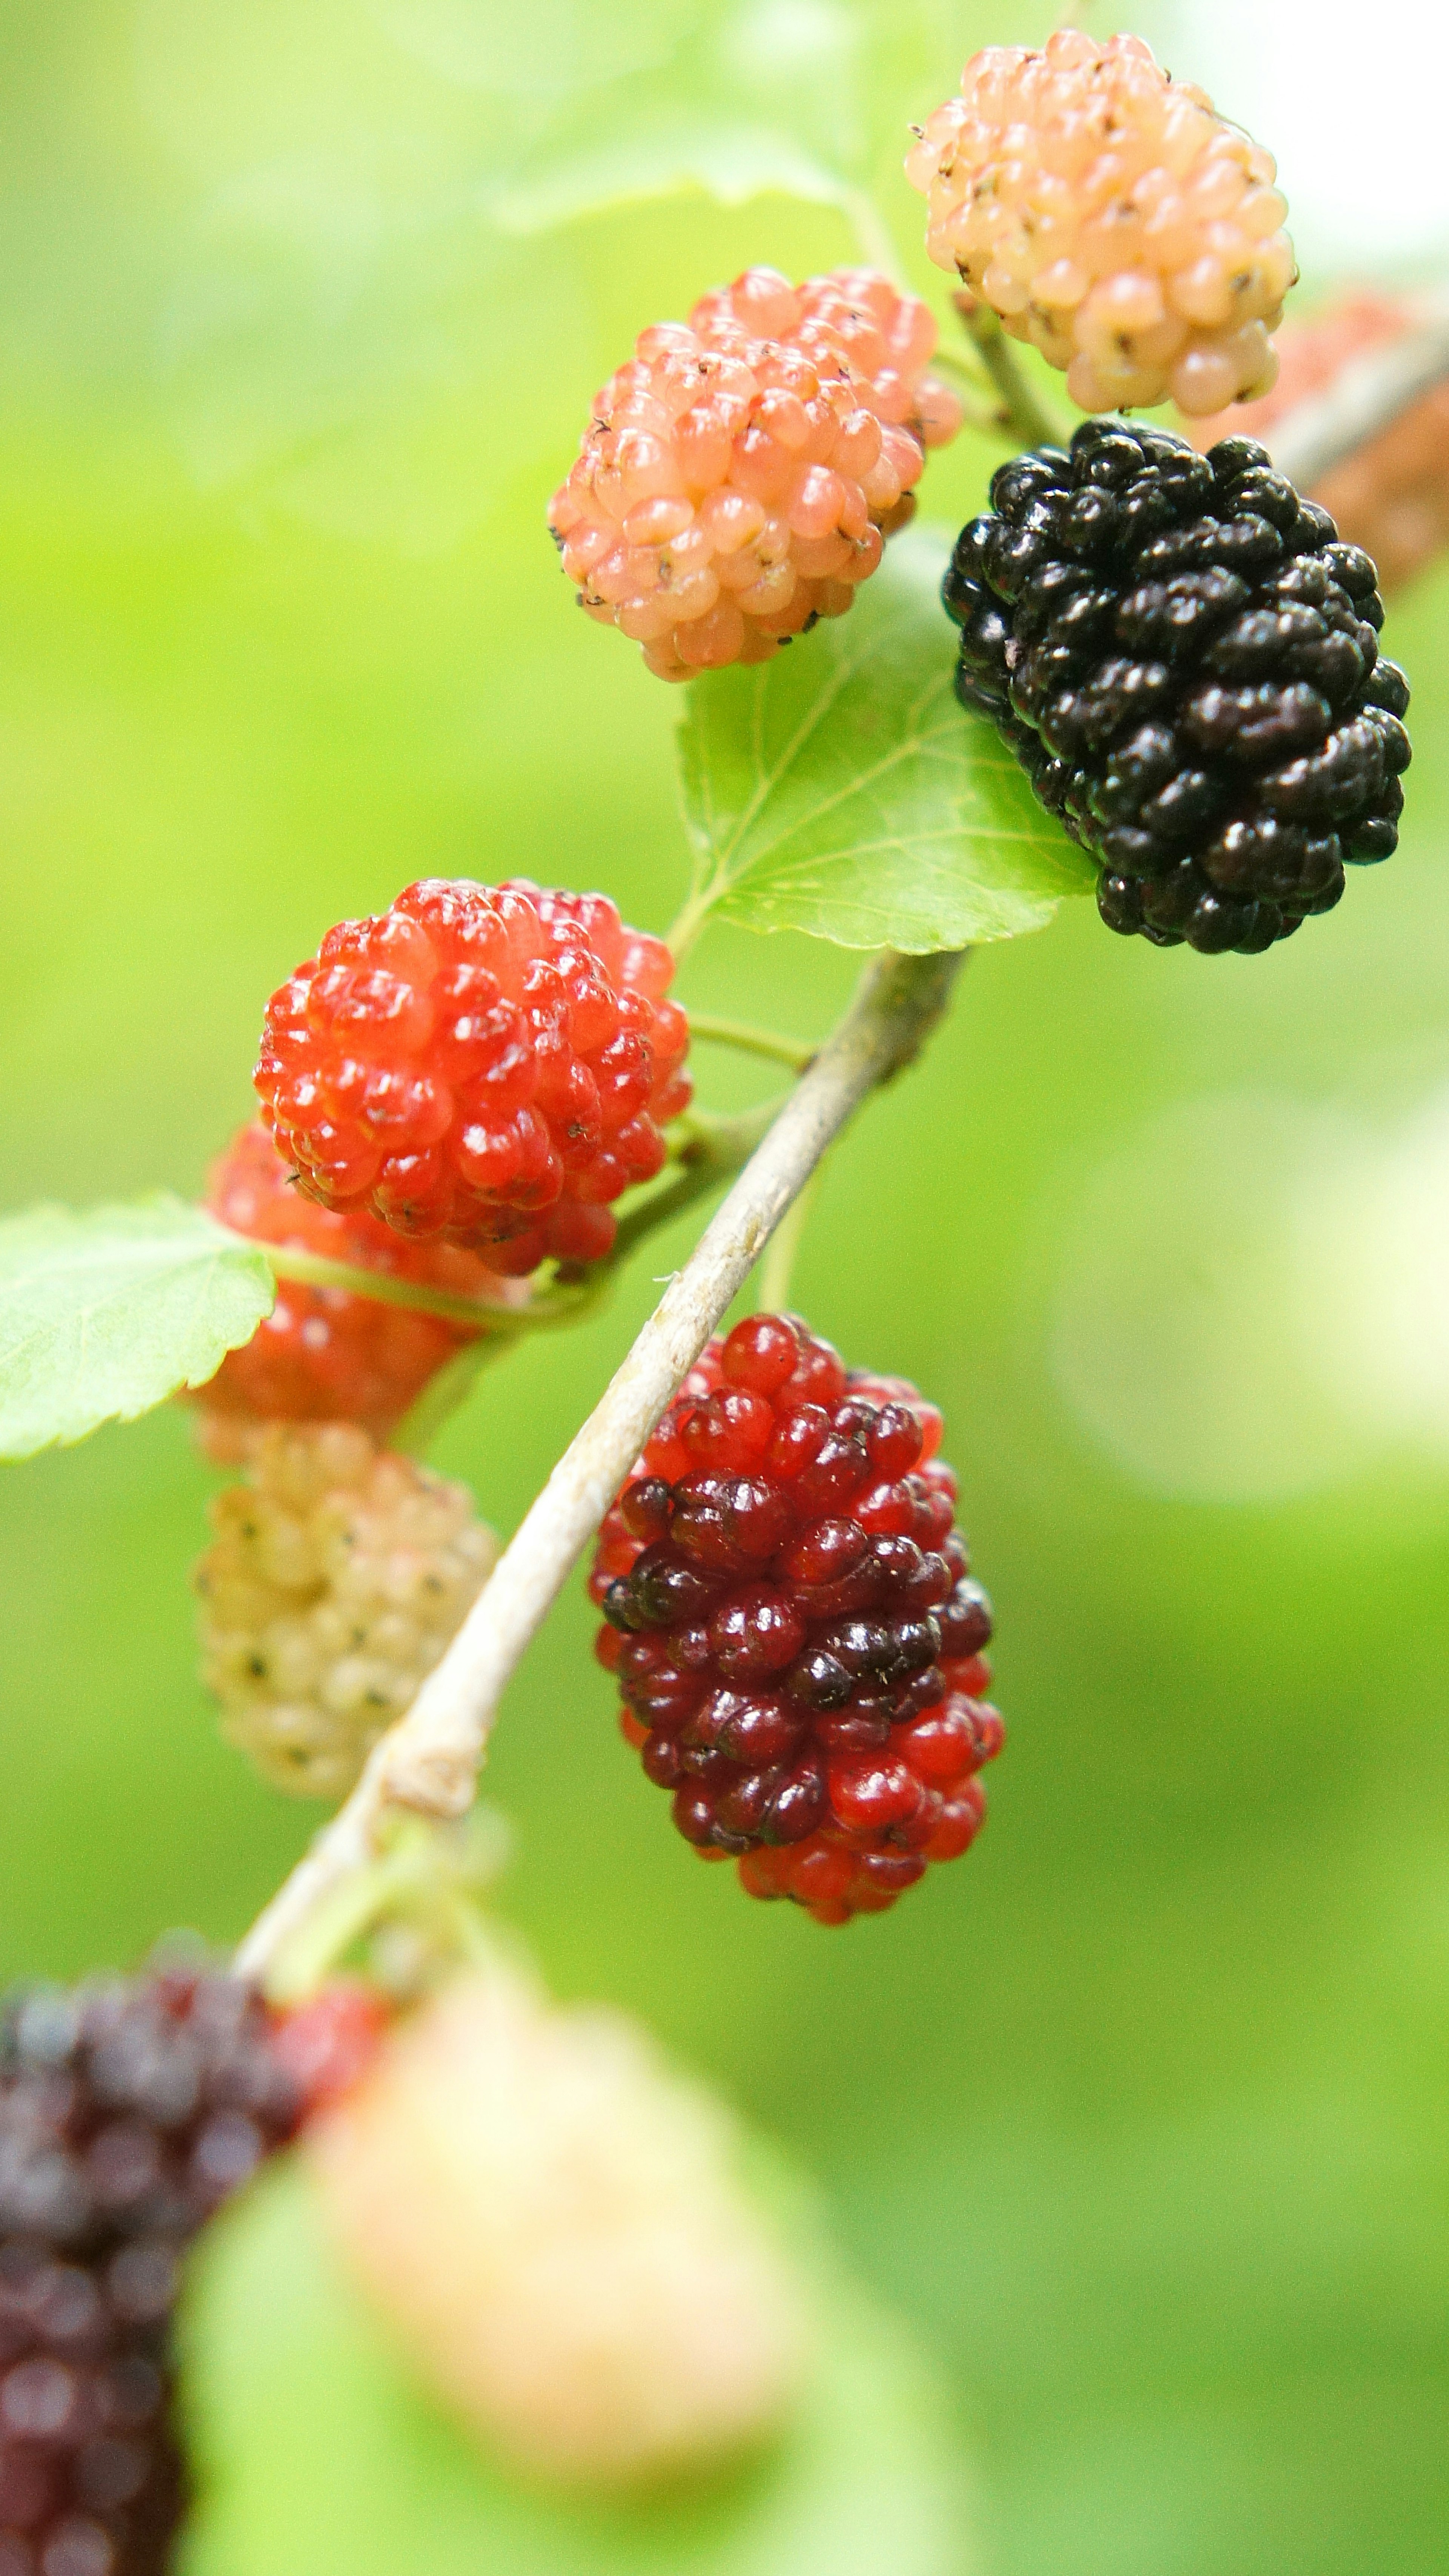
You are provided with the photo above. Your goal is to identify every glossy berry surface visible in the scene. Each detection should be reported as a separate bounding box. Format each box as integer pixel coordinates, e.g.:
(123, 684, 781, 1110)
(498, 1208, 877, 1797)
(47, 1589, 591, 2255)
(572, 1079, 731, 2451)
(255, 879, 691, 1259)
(0, 1966, 305, 2576)
(549, 265, 961, 681)
(590, 1316, 1001, 1924)
(196, 1122, 520, 1454)
(947, 418, 1411, 954)
(907, 29, 1292, 415)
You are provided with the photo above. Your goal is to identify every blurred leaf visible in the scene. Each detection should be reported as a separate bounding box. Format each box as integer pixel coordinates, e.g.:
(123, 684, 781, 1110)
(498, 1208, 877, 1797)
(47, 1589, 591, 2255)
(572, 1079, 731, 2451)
(0, 1200, 272, 1462)
(491, 122, 851, 234)
(675, 527, 1094, 951)
(179, 2155, 965, 2576)
(160, 152, 590, 550)
(369, 0, 700, 97)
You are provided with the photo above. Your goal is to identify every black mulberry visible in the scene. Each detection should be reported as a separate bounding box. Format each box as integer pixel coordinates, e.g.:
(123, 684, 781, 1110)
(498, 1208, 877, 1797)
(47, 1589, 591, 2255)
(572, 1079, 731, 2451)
(0, 1965, 304, 2574)
(946, 419, 1411, 954)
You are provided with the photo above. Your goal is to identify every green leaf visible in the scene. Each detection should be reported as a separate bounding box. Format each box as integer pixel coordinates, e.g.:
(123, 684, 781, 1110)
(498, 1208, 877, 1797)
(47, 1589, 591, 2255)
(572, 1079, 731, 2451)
(0, 1199, 274, 1462)
(674, 525, 1096, 952)
(178, 2155, 966, 2576)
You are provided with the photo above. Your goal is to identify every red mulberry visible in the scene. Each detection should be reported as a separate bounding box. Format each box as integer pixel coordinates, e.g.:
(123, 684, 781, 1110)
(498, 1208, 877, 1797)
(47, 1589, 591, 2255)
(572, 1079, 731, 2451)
(907, 29, 1294, 415)
(549, 265, 963, 681)
(194, 1122, 520, 1456)
(254, 879, 691, 1259)
(589, 1315, 1001, 1925)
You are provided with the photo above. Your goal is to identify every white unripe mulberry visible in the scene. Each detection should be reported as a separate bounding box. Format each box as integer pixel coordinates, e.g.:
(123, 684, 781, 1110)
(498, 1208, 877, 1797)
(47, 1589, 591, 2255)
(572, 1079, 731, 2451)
(907, 28, 1295, 415)
(309, 1966, 811, 2483)
(194, 1425, 496, 1800)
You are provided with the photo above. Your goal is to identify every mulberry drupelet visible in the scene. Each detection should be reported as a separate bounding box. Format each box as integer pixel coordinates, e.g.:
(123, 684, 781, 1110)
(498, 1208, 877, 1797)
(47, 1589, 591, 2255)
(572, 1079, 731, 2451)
(946, 418, 1411, 954)
(591, 1315, 1001, 1925)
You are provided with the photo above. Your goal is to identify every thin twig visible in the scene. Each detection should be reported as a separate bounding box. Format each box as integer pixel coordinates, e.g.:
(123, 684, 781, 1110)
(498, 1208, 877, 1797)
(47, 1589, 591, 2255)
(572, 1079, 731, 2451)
(235, 946, 966, 1988)
(263, 1248, 568, 1334)
(1267, 307, 1449, 490)
(685, 1012, 817, 1072)
(952, 294, 1072, 451)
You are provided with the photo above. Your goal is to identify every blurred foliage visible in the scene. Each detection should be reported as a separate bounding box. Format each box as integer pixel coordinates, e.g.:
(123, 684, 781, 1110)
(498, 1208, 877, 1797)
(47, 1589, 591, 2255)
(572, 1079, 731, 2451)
(2, 3, 1448, 2572)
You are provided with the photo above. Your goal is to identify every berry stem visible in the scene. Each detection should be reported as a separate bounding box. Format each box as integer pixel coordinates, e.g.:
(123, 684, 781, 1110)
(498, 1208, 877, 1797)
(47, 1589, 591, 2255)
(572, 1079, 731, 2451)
(260, 1246, 586, 1334)
(684, 1013, 817, 1073)
(1268, 304, 1449, 488)
(841, 185, 910, 293)
(922, 343, 1012, 432)
(234, 944, 967, 1990)
(952, 292, 1073, 450)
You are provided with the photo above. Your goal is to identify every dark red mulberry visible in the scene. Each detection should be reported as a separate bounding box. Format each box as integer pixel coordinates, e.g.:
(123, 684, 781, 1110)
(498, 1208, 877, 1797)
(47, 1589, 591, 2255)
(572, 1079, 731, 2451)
(591, 1316, 1001, 1925)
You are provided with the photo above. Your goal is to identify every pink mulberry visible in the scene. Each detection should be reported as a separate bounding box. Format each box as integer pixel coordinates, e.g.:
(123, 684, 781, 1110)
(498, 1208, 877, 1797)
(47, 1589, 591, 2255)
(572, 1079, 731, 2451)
(549, 266, 963, 681)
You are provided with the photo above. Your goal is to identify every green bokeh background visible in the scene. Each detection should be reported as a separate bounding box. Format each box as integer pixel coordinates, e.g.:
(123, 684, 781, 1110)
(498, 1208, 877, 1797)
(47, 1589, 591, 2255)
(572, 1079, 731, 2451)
(4, 3, 1449, 2570)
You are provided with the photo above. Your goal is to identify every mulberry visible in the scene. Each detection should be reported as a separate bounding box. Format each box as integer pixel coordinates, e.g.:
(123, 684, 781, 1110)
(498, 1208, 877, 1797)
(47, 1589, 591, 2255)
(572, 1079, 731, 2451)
(906, 28, 1294, 415)
(311, 1963, 808, 2482)
(254, 879, 691, 1259)
(549, 265, 962, 681)
(0, 1964, 303, 2576)
(590, 1315, 1001, 1925)
(195, 1122, 520, 1458)
(946, 418, 1411, 954)
(194, 1425, 496, 1801)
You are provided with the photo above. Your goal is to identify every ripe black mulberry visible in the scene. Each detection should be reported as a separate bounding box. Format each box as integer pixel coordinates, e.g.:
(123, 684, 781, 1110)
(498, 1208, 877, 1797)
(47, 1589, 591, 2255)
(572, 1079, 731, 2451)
(946, 418, 1411, 953)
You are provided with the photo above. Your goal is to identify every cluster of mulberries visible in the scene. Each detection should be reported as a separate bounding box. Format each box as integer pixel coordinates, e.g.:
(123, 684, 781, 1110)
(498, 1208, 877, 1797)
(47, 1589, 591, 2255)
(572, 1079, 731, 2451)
(906, 29, 1294, 415)
(1183, 292, 1449, 595)
(196, 1122, 520, 1457)
(0, 1966, 304, 2576)
(946, 418, 1411, 953)
(590, 1315, 1000, 1925)
(255, 878, 691, 1265)
(549, 265, 962, 681)
(194, 1424, 497, 1801)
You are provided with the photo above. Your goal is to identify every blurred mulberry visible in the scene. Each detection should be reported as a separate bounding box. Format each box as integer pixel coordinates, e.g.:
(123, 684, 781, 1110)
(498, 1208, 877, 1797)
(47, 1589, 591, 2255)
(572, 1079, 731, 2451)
(946, 417, 1410, 954)
(906, 28, 1294, 415)
(194, 1424, 496, 1800)
(254, 879, 691, 1258)
(590, 1314, 1001, 1924)
(549, 266, 962, 681)
(311, 1963, 808, 2482)
(0, 1964, 303, 2575)
(194, 1122, 521, 1457)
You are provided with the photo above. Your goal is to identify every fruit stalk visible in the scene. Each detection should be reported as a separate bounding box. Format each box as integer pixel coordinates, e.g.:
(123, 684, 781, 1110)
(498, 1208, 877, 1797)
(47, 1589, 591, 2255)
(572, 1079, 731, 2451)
(235, 945, 965, 1985)
(1268, 305, 1449, 490)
